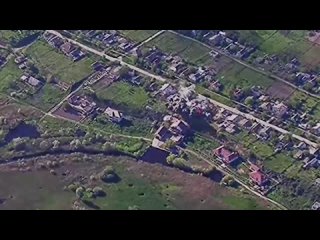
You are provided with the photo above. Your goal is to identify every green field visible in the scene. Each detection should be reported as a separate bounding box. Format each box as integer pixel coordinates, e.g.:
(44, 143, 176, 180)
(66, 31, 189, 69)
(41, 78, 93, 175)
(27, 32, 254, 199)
(118, 30, 159, 42)
(264, 153, 294, 173)
(196, 85, 234, 107)
(220, 194, 266, 210)
(25, 40, 95, 84)
(0, 59, 24, 94)
(249, 141, 274, 159)
(95, 81, 151, 111)
(147, 31, 211, 65)
(186, 134, 220, 152)
(217, 61, 275, 96)
(25, 83, 67, 111)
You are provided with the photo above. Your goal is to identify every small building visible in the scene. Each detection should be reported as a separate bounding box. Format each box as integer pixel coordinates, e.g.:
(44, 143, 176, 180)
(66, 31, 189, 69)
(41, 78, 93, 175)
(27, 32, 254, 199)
(272, 102, 288, 118)
(68, 95, 97, 116)
(311, 202, 320, 210)
(213, 146, 239, 165)
(60, 42, 75, 56)
(104, 107, 123, 123)
(249, 170, 268, 186)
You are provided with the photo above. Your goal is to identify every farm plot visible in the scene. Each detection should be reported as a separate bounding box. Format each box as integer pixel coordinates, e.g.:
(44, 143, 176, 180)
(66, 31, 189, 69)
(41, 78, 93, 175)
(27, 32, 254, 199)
(25, 40, 95, 84)
(217, 61, 275, 96)
(266, 81, 295, 100)
(0, 59, 24, 94)
(146, 31, 211, 65)
(264, 153, 294, 174)
(95, 81, 151, 111)
(118, 30, 159, 43)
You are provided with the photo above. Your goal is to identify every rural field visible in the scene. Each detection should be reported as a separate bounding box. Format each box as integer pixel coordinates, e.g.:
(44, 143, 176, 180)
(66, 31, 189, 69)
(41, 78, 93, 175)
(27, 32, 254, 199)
(147, 31, 211, 65)
(118, 30, 159, 42)
(0, 59, 24, 94)
(25, 40, 95, 84)
(0, 153, 274, 210)
(216, 61, 276, 96)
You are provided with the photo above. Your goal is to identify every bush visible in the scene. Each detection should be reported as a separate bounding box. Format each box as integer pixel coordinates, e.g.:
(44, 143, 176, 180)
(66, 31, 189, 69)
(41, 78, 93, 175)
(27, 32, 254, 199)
(93, 186, 106, 197)
(68, 184, 77, 192)
(103, 166, 115, 175)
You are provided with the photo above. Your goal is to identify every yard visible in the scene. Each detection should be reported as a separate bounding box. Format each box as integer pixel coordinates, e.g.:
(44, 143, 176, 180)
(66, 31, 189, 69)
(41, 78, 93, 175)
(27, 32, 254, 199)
(118, 30, 160, 42)
(0, 59, 24, 94)
(186, 134, 220, 152)
(217, 61, 275, 96)
(249, 141, 274, 159)
(25, 40, 95, 84)
(24, 83, 67, 111)
(95, 81, 152, 111)
(146, 31, 211, 65)
(264, 153, 294, 173)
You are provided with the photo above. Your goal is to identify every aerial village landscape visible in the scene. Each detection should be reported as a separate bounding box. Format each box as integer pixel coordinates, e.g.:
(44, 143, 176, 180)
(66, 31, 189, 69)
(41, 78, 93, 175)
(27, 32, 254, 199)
(0, 30, 320, 210)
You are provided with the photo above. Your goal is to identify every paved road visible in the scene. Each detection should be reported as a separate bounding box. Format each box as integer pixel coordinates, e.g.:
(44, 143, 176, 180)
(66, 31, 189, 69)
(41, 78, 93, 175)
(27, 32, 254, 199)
(46, 30, 318, 148)
(169, 30, 320, 100)
(197, 94, 318, 148)
(47, 30, 167, 83)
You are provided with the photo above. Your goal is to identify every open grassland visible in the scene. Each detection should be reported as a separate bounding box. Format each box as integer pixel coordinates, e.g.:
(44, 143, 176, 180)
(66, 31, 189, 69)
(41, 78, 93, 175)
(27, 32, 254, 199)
(0, 153, 273, 210)
(0, 59, 24, 94)
(25, 40, 95, 84)
(118, 30, 159, 42)
(147, 31, 211, 65)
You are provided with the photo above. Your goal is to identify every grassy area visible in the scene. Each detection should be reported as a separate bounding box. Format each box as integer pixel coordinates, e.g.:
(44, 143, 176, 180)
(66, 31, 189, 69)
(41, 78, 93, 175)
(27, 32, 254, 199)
(221, 194, 266, 210)
(25, 40, 95, 84)
(118, 30, 159, 42)
(147, 31, 210, 65)
(0, 59, 24, 94)
(0, 171, 73, 210)
(217, 61, 275, 96)
(259, 31, 311, 58)
(24, 84, 66, 111)
(89, 116, 153, 138)
(264, 153, 294, 173)
(249, 141, 274, 159)
(196, 85, 234, 107)
(284, 163, 320, 182)
(95, 81, 151, 111)
(186, 134, 220, 152)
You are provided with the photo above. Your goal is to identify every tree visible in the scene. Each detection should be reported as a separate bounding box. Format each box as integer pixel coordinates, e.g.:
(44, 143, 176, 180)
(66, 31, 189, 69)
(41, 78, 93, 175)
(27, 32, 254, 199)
(166, 154, 176, 165)
(62, 102, 72, 112)
(93, 187, 105, 197)
(244, 97, 254, 107)
(162, 139, 176, 150)
(76, 187, 85, 199)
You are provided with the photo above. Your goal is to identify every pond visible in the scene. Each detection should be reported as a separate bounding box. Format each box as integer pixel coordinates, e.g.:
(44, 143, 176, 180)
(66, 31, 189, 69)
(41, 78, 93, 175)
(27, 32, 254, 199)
(4, 122, 41, 143)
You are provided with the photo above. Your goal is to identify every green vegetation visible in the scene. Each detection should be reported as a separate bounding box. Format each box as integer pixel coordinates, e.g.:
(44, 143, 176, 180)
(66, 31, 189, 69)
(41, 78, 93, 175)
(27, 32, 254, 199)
(249, 141, 274, 159)
(25, 40, 95, 84)
(25, 84, 66, 111)
(264, 153, 294, 173)
(217, 62, 274, 96)
(196, 85, 234, 107)
(147, 31, 210, 65)
(0, 59, 24, 94)
(187, 135, 220, 152)
(118, 30, 159, 42)
(96, 82, 150, 111)
(221, 195, 265, 210)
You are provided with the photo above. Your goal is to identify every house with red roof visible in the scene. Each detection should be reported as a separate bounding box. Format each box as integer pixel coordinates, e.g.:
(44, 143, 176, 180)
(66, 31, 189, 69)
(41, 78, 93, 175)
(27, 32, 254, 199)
(213, 145, 239, 164)
(249, 170, 268, 186)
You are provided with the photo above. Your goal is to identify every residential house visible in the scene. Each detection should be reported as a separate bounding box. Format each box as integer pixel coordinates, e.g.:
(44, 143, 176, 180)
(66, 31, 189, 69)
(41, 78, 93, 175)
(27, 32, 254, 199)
(60, 42, 76, 56)
(213, 146, 239, 165)
(20, 75, 42, 88)
(104, 107, 123, 123)
(311, 202, 320, 210)
(250, 169, 268, 186)
(272, 102, 288, 118)
(209, 80, 222, 92)
(68, 95, 97, 116)
(237, 118, 252, 129)
(70, 49, 85, 62)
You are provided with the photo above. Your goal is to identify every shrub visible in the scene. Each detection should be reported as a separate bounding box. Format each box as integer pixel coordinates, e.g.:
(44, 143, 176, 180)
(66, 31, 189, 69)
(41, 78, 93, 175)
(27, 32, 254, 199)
(93, 186, 105, 197)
